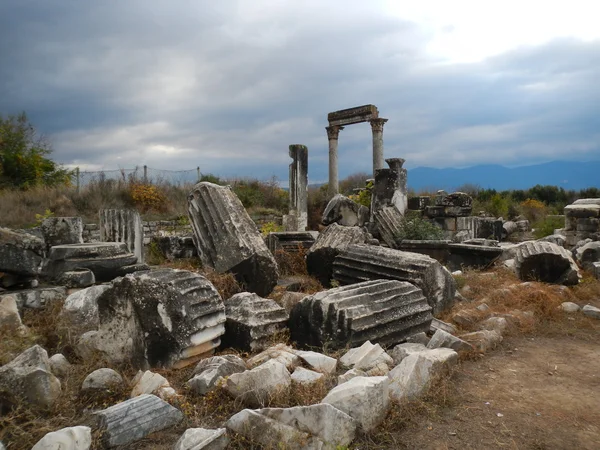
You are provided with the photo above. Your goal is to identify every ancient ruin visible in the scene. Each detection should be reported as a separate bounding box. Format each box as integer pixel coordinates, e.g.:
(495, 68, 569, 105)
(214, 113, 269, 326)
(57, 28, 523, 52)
(282, 144, 308, 232)
(326, 104, 388, 197)
(99, 209, 145, 263)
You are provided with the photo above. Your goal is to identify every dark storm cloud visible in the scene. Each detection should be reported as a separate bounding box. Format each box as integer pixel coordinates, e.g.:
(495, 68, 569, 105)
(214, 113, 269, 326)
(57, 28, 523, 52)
(0, 1, 599, 184)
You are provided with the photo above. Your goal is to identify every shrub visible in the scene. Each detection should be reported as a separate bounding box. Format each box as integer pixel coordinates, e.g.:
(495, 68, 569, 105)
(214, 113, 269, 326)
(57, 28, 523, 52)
(394, 212, 445, 241)
(520, 198, 547, 223)
(533, 215, 564, 238)
(129, 183, 167, 212)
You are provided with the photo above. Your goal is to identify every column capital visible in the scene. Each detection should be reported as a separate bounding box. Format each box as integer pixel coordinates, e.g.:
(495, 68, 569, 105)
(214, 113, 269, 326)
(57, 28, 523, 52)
(326, 125, 344, 140)
(370, 118, 388, 132)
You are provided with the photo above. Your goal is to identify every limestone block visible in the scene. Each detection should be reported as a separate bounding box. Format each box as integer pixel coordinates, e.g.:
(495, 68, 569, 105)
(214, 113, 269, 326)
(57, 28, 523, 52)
(49, 354, 72, 378)
(187, 182, 279, 296)
(246, 343, 300, 370)
(130, 370, 174, 399)
(56, 268, 95, 289)
(322, 194, 369, 227)
(337, 369, 367, 385)
(306, 224, 367, 287)
(224, 359, 291, 407)
(0, 345, 61, 408)
(293, 350, 337, 374)
(371, 158, 408, 218)
(31, 426, 91, 450)
(93, 394, 183, 447)
(227, 403, 356, 450)
(0, 227, 45, 277)
(291, 367, 324, 385)
(81, 368, 123, 392)
(174, 428, 229, 450)
(406, 332, 430, 346)
(387, 349, 458, 402)
(41, 217, 83, 250)
(322, 376, 390, 432)
(61, 284, 110, 329)
(290, 280, 432, 350)
(222, 292, 288, 352)
(152, 235, 197, 261)
(93, 268, 226, 369)
(332, 244, 456, 315)
(514, 241, 580, 285)
(460, 330, 503, 352)
(390, 343, 428, 366)
(187, 355, 246, 395)
(99, 209, 144, 263)
(430, 318, 457, 335)
(574, 241, 600, 271)
(339, 341, 393, 373)
(582, 304, 600, 319)
(427, 329, 474, 352)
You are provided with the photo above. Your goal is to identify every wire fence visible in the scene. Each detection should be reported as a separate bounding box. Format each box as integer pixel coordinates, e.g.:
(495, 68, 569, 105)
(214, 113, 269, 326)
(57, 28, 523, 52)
(74, 165, 201, 191)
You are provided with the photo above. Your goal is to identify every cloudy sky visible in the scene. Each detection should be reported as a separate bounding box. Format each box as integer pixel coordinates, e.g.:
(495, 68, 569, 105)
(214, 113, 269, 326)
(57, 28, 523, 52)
(1, 0, 599, 183)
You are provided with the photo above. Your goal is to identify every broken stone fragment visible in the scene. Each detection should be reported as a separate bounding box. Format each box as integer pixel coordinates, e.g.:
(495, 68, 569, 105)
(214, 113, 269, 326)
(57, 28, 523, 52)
(93, 394, 183, 448)
(279, 291, 307, 314)
(187, 182, 279, 296)
(390, 343, 428, 366)
(406, 332, 430, 346)
(332, 244, 456, 315)
(337, 368, 368, 385)
(305, 223, 368, 287)
(246, 343, 300, 371)
(61, 284, 111, 329)
(460, 330, 503, 352)
(373, 205, 405, 249)
(5, 286, 67, 311)
(48, 354, 72, 378)
(40, 217, 83, 250)
(574, 241, 600, 271)
(0, 295, 27, 335)
(187, 355, 246, 395)
(479, 317, 509, 334)
(339, 341, 393, 373)
(130, 370, 174, 399)
(582, 304, 600, 319)
(427, 329, 474, 353)
(226, 403, 356, 450)
(322, 194, 369, 227)
(0, 345, 61, 408)
(560, 302, 580, 313)
(174, 428, 229, 450)
(290, 280, 432, 350)
(224, 359, 291, 408)
(56, 268, 95, 289)
(430, 318, 457, 335)
(93, 268, 225, 369)
(0, 227, 45, 277)
(222, 292, 288, 352)
(514, 241, 580, 285)
(322, 376, 390, 432)
(293, 350, 337, 374)
(81, 368, 123, 393)
(291, 367, 325, 385)
(31, 426, 92, 450)
(387, 348, 458, 402)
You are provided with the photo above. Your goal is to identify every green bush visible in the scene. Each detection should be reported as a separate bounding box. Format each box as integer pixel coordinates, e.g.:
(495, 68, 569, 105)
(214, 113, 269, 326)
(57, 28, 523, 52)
(533, 216, 564, 239)
(394, 212, 445, 241)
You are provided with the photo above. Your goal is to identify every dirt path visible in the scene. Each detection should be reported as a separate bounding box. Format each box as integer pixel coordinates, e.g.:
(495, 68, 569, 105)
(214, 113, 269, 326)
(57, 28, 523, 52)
(373, 335, 600, 450)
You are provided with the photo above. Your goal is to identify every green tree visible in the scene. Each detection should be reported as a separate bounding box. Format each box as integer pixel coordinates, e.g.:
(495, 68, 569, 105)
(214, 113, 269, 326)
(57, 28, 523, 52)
(0, 112, 72, 189)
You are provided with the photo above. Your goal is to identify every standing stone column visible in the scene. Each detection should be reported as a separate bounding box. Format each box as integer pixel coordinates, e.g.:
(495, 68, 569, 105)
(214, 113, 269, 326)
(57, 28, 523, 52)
(326, 125, 343, 198)
(283, 144, 308, 231)
(99, 209, 144, 263)
(370, 118, 388, 176)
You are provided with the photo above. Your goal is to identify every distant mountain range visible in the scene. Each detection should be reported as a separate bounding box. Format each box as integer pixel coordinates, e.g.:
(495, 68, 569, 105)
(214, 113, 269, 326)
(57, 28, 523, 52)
(407, 160, 600, 192)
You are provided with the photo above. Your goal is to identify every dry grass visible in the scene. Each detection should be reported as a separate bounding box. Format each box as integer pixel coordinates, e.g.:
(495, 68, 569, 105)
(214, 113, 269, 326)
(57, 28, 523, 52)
(274, 247, 308, 276)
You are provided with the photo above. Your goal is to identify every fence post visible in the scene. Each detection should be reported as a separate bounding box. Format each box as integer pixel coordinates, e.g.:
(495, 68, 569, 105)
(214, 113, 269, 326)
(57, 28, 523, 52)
(75, 167, 80, 193)
(143, 165, 148, 183)
(197, 166, 201, 182)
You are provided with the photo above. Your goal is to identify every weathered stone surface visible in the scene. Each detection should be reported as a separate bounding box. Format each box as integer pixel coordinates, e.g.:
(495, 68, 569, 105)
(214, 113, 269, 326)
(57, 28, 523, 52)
(3, 286, 66, 311)
(41, 217, 83, 250)
(574, 241, 600, 271)
(56, 268, 95, 288)
(447, 243, 503, 271)
(431, 318, 457, 335)
(582, 304, 600, 319)
(49, 354, 72, 378)
(332, 244, 456, 315)
(291, 367, 325, 385)
(502, 221, 518, 239)
(0, 227, 45, 277)
(283, 144, 309, 232)
(306, 224, 367, 287)
(538, 234, 567, 247)
(373, 205, 404, 248)
(339, 341, 393, 373)
(130, 370, 174, 399)
(406, 332, 430, 345)
(188, 182, 279, 296)
(279, 291, 307, 314)
(294, 350, 337, 374)
(100, 209, 144, 263)
(152, 235, 198, 261)
(337, 368, 367, 385)
(322, 376, 389, 432)
(31, 426, 91, 450)
(427, 329, 474, 352)
(224, 359, 291, 407)
(371, 158, 408, 218)
(514, 241, 580, 285)
(93, 394, 183, 447)
(387, 348, 458, 402)
(93, 268, 226, 369)
(227, 403, 356, 450)
(390, 343, 428, 366)
(246, 344, 300, 370)
(456, 217, 503, 241)
(560, 301, 580, 313)
(222, 292, 288, 352)
(290, 280, 432, 350)
(81, 368, 123, 392)
(187, 355, 246, 395)
(480, 317, 508, 334)
(460, 330, 503, 352)
(174, 428, 229, 450)
(45, 242, 138, 282)
(61, 284, 110, 328)
(0, 295, 27, 334)
(425, 192, 473, 218)
(322, 194, 369, 227)
(0, 345, 61, 408)
(593, 262, 600, 280)
(266, 231, 316, 255)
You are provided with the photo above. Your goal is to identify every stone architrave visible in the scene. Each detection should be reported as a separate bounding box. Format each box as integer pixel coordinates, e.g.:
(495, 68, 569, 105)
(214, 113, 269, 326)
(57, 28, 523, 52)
(371, 158, 408, 218)
(93, 268, 226, 369)
(187, 182, 279, 296)
(100, 209, 145, 263)
(370, 118, 388, 173)
(326, 125, 344, 198)
(332, 244, 456, 315)
(283, 145, 308, 232)
(289, 279, 432, 350)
